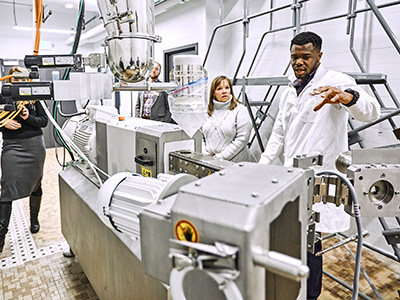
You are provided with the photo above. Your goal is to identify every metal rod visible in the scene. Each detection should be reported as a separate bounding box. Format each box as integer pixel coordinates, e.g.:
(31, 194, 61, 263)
(292, 0, 301, 35)
(245, 25, 294, 78)
(383, 82, 400, 108)
(338, 232, 400, 262)
(203, 1, 301, 66)
(248, 61, 290, 147)
(301, 1, 400, 28)
(243, 86, 264, 153)
(348, 108, 400, 136)
(348, 118, 365, 148)
(232, 0, 249, 84)
(346, 0, 353, 35)
(347, 0, 398, 132)
(342, 243, 384, 300)
(204, 0, 400, 67)
(316, 230, 369, 256)
(378, 217, 400, 261)
(219, 0, 224, 24)
(348, 1, 398, 133)
(322, 270, 374, 300)
(203, 0, 400, 151)
(365, 0, 400, 55)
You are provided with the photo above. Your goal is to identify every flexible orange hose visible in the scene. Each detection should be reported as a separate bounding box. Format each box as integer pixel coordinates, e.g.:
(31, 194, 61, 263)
(33, 0, 43, 55)
(0, 101, 27, 128)
(34, 0, 40, 53)
(0, 75, 12, 82)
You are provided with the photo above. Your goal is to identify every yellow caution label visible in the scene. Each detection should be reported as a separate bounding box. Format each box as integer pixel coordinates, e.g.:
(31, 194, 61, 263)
(141, 167, 152, 177)
(175, 220, 199, 243)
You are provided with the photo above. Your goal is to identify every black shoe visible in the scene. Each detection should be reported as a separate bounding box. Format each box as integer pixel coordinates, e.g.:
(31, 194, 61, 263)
(0, 202, 12, 253)
(29, 195, 42, 234)
(63, 247, 75, 258)
(0, 235, 4, 253)
(30, 218, 40, 234)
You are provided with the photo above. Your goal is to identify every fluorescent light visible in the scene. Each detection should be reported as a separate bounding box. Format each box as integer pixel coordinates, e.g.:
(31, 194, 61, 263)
(13, 26, 75, 35)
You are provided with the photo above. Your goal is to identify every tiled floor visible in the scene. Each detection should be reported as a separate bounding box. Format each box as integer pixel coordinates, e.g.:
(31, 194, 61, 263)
(1, 147, 400, 299)
(0, 148, 99, 300)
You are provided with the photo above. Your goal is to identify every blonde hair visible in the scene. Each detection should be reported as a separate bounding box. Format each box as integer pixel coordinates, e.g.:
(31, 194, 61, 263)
(207, 75, 238, 116)
(6, 66, 28, 83)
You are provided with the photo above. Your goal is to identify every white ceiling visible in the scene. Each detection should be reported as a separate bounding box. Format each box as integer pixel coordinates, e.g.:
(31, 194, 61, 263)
(0, 0, 181, 56)
(0, 0, 102, 48)
(0, 0, 100, 13)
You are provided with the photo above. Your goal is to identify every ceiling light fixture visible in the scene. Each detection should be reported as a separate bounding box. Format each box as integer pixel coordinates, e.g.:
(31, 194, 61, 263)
(65, 3, 74, 9)
(13, 26, 75, 35)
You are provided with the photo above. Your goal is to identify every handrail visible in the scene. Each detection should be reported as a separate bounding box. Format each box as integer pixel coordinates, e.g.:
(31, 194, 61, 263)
(202, 1, 302, 67)
(348, 108, 400, 136)
(203, 0, 399, 68)
(365, 0, 400, 56)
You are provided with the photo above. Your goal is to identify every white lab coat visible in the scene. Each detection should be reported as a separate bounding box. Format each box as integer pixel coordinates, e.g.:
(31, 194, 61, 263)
(259, 65, 380, 233)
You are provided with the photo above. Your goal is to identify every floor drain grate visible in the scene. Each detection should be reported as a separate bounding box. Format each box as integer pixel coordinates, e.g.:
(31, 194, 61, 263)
(0, 200, 68, 270)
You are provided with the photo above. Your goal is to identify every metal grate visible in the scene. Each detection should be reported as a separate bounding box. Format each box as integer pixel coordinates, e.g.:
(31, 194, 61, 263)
(0, 200, 68, 269)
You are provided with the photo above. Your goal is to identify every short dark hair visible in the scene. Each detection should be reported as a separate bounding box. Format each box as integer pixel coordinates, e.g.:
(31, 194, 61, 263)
(154, 61, 161, 76)
(290, 31, 322, 51)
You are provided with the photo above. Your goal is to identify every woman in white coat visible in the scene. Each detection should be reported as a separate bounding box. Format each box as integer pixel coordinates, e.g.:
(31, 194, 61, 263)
(201, 75, 252, 162)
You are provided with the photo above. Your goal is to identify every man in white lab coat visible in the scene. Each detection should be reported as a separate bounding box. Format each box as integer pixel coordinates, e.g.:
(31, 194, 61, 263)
(259, 31, 380, 299)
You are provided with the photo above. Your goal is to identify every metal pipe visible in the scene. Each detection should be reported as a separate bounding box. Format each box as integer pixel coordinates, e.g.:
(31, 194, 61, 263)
(203, 1, 298, 66)
(323, 271, 374, 300)
(346, 0, 353, 35)
(269, 0, 274, 31)
(219, 0, 224, 24)
(301, 1, 400, 27)
(338, 232, 399, 262)
(346, 0, 398, 132)
(316, 230, 369, 256)
(244, 88, 264, 153)
(113, 82, 177, 92)
(378, 217, 400, 261)
(292, 0, 301, 35)
(253, 248, 309, 282)
(347, 108, 400, 136)
(365, 0, 400, 55)
(232, 0, 249, 84)
(383, 82, 400, 108)
(348, 118, 365, 148)
(204, 0, 399, 67)
(244, 0, 400, 84)
(342, 243, 383, 300)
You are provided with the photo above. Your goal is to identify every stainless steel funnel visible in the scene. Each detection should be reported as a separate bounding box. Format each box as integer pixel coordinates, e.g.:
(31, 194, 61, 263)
(97, 0, 160, 82)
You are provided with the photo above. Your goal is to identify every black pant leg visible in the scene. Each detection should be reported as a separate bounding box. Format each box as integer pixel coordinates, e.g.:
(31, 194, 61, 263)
(307, 240, 323, 300)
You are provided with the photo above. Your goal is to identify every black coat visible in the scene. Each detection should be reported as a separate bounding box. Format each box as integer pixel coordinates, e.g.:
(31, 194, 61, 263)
(135, 90, 175, 123)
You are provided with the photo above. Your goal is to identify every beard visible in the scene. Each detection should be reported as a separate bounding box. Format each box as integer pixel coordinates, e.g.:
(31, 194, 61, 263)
(294, 61, 320, 80)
